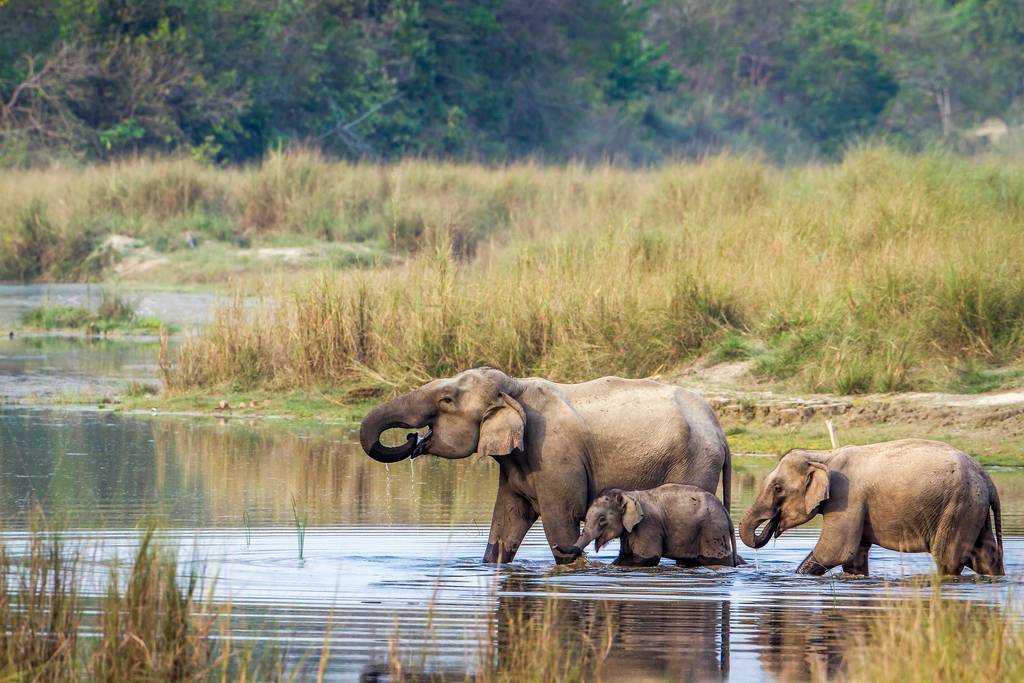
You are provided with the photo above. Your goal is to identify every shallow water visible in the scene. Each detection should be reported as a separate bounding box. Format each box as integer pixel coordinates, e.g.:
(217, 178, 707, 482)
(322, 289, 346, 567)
(0, 335, 165, 400)
(1, 406, 1022, 682)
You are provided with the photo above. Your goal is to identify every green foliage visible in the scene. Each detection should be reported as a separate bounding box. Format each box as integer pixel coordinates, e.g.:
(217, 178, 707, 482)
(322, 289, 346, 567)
(0, 0, 676, 163)
(782, 2, 898, 149)
(11, 0, 1017, 161)
(708, 332, 753, 364)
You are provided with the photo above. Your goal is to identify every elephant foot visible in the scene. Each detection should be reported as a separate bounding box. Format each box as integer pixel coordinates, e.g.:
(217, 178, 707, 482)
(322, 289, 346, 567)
(483, 541, 520, 564)
(551, 544, 585, 564)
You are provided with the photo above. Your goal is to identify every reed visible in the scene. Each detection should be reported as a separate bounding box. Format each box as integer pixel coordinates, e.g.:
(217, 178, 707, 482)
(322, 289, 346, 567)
(291, 494, 308, 561)
(844, 587, 1024, 683)
(0, 519, 255, 681)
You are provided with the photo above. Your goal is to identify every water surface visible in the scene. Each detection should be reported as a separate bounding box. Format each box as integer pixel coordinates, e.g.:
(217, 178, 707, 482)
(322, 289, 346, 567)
(1, 406, 1020, 682)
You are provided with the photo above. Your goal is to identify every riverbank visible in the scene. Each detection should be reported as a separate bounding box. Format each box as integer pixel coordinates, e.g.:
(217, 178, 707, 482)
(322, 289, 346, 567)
(103, 378, 1024, 466)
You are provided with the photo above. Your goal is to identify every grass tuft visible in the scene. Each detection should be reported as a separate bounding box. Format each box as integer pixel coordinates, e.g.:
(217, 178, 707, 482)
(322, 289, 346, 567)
(20, 293, 171, 335)
(845, 587, 1024, 683)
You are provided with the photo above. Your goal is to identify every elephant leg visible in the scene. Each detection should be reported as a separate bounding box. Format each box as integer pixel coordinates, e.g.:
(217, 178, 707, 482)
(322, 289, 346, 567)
(798, 514, 864, 575)
(966, 523, 1004, 576)
(483, 486, 538, 564)
(541, 504, 586, 565)
(932, 515, 972, 576)
(795, 551, 834, 576)
(612, 534, 635, 566)
(841, 543, 870, 576)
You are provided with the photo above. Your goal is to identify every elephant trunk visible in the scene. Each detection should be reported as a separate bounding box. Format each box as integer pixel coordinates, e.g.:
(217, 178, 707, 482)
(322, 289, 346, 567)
(739, 503, 780, 549)
(554, 529, 593, 557)
(359, 390, 436, 463)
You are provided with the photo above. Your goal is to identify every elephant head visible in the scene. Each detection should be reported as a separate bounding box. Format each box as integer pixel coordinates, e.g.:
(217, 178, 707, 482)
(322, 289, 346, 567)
(359, 367, 526, 463)
(739, 450, 830, 549)
(555, 489, 644, 557)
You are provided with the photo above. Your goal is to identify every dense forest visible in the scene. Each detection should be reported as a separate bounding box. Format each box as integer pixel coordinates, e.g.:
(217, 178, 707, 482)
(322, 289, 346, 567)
(1, 0, 1022, 165)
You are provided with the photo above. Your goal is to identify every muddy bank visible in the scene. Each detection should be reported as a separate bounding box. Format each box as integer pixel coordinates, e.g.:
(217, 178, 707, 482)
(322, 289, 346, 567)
(705, 389, 1024, 434)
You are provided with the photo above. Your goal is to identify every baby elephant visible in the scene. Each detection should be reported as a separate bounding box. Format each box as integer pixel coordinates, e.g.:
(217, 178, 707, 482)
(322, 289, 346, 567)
(555, 485, 739, 567)
(739, 439, 1004, 576)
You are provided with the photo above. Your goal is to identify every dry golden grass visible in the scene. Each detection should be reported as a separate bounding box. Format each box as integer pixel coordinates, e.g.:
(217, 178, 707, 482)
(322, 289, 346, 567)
(5, 145, 1024, 394)
(844, 588, 1024, 683)
(166, 147, 1024, 395)
(0, 517, 285, 681)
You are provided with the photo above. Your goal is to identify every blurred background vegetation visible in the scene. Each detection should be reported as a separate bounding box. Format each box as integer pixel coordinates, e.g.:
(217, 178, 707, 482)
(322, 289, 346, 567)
(2, 0, 1023, 166)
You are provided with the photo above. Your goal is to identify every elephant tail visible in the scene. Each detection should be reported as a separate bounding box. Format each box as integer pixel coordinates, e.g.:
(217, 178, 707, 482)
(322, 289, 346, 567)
(989, 476, 1004, 557)
(721, 442, 732, 514)
(722, 442, 735, 566)
(726, 509, 738, 567)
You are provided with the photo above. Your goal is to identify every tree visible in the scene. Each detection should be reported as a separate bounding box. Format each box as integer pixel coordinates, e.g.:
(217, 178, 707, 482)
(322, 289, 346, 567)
(781, 2, 897, 151)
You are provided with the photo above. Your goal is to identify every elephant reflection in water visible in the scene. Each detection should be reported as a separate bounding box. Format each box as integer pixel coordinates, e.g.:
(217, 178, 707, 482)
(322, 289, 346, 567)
(494, 573, 731, 682)
(751, 602, 867, 683)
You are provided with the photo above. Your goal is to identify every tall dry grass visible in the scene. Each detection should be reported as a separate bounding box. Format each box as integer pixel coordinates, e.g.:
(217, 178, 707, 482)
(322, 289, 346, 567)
(844, 588, 1024, 683)
(5, 146, 1024, 393)
(0, 521, 286, 681)
(163, 147, 1024, 394)
(1, 515, 612, 682)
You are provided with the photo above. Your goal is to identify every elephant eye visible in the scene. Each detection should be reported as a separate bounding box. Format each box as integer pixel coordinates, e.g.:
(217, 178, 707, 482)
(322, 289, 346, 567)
(773, 483, 783, 494)
(439, 396, 454, 406)
(598, 515, 606, 525)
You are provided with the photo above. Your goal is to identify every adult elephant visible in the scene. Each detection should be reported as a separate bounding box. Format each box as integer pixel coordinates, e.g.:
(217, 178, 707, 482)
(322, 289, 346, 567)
(359, 367, 731, 564)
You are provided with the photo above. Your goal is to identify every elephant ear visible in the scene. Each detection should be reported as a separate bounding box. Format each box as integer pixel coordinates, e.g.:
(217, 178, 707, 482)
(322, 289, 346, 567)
(804, 462, 830, 516)
(623, 494, 645, 532)
(477, 393, 526, 457)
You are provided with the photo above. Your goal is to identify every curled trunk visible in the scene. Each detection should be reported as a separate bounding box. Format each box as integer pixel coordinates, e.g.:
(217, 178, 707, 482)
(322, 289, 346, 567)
(739, 506, 779, 549)
(359, 391, 435, 463)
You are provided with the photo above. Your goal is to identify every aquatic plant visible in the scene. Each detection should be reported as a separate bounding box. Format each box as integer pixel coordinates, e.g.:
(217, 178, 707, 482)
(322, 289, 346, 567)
(0, 516, 313, 681)
(291, 494, 308, 561)
(242, 510, 252, 548)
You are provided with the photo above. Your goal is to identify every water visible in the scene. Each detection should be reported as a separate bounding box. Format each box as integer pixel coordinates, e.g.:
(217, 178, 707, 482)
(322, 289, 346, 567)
(0, 283, 1021, 681)
(1, 406, 1022, 682)
(0, 335, 165, 400)
(0, 283, 212, 400)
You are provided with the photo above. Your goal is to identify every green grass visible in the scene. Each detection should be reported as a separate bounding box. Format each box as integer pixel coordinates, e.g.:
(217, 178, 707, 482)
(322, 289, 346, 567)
(119, 388, 374, 425)
(707, 331, 754, 364)
(723, 421, 1024, 466)
(20, 293, 173, 335)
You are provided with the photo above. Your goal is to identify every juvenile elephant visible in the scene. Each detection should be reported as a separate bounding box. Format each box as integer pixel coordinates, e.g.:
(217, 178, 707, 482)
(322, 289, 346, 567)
(739, 439, 1003, 576)
(359, 367, 731, 564)
(555, 485, 740, 567)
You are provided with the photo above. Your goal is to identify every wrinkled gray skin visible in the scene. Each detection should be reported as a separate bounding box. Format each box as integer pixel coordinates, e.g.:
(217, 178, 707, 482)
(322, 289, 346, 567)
(739, 439, 1004, 576)
(555, 485, 739, 567)
(359, 367, 731, 564)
